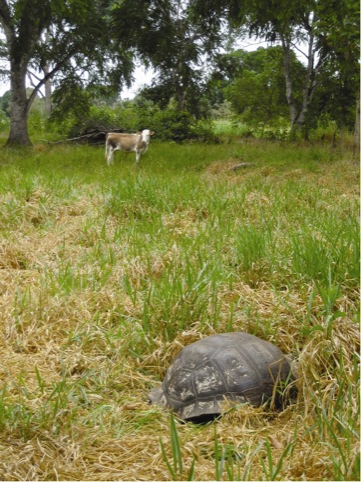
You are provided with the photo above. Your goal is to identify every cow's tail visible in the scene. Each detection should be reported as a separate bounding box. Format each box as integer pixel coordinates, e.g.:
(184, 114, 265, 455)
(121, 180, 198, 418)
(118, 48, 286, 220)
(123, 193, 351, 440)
(105, 134, 109, 160)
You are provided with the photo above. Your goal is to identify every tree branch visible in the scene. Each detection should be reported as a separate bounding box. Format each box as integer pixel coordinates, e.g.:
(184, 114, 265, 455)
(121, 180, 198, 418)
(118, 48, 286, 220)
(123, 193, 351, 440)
(0, 0, 14, 43)
(0, 0, 11, 24)
(290, 41, 309, 60)
(27, 71, 45, 98)
(27, 49, 76, 109)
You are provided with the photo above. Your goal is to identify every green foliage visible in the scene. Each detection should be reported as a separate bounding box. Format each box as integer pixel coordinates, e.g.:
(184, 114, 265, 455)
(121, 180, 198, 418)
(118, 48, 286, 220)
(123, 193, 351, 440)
(218, 47, 304, 128)
(308, 115, 338, 143)
(151, 107, 197, 142)
(160, 414, 196, 480)
(50, 79, 92, 130)
(2, 0, 359, 146)
(0, 109, 9, 132)
(308, 63, 358, 132)
(315, 0, 360, 86)
(0, 90, 10, 116)
(194, 0, 359, 136)
(111, 0, 221, 115)
(27, 110, 46, 137)
(0, 0, 133, 145)
(50, 96, 216, 142)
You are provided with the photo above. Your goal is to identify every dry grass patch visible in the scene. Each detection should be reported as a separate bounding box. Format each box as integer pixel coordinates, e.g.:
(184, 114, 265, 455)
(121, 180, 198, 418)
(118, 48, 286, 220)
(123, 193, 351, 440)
(0, 144, 359, 480)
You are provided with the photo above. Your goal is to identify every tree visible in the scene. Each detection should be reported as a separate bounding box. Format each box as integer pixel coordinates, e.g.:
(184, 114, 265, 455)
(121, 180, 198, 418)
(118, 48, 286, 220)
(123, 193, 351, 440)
(220, 47, 305, 128)
(0, 0, 132, 146)
(111, 0, 221, 116)
(190, 0, 360, 135)
(191, 0, 317, 131)
(313, 0, 359, 149)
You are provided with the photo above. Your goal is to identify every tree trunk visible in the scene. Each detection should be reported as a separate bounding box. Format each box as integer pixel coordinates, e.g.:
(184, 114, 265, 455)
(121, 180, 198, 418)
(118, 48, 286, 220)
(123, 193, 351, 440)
(43, 30, 52, 118)
(6, 62, 31, 146)
(43, 64, 52, 118)
(294, 27, 317, 130)
(281, 17, 318, 138)
(177, 87, 186, 111)
(281, 35, 297, 129)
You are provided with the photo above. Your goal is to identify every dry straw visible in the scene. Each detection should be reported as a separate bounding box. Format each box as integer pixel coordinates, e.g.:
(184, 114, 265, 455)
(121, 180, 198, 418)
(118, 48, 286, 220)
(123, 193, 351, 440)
(0, 147, 359, 480)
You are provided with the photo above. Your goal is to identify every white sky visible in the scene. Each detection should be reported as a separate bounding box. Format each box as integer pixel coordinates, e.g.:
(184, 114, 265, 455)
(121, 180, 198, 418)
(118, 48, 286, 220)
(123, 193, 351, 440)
(120, 64, 154, 100)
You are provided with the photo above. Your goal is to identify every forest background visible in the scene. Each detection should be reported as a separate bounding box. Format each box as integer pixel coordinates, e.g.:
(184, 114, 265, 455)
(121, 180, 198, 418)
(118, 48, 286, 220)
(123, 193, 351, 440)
(0, 0, 359, 147)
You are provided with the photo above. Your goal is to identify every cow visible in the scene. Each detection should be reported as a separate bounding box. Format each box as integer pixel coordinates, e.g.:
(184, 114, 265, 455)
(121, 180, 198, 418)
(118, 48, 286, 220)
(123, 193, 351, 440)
(105, 129, 155, 165)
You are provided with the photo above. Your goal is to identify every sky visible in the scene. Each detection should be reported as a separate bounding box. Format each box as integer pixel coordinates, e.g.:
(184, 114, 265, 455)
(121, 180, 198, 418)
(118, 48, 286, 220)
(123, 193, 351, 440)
(120, 64, 155, 100)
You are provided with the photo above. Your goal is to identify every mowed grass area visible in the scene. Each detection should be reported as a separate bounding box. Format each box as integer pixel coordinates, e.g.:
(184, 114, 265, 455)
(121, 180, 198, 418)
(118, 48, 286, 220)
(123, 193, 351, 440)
(0, 139, 359, 480)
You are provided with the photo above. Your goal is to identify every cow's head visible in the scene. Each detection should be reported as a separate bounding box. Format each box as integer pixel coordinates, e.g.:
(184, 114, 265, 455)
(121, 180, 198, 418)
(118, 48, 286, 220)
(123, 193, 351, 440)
(141, 129, 155, 141)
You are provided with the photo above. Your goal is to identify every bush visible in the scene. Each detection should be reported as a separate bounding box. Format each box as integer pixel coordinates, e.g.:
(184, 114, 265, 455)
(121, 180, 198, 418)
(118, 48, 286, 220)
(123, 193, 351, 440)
(308, 115, 339, 143)
(151, 106, 216, 142)
(151, 108, 194, 142)
(66, 106, 121, 138)
(0, 110, 9, 132)
(49, 96, 217, 143)
(28, 110, 47, 136)
(190, 119, 219, 143)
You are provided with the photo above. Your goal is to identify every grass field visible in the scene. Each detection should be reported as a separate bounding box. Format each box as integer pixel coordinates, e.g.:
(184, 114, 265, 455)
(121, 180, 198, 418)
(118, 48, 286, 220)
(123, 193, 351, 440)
(0, 139, 359, 480)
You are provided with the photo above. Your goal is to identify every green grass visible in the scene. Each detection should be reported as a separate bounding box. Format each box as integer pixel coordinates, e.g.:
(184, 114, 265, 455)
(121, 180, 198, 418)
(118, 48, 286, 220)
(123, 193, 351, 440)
(0, 139, 359, 480)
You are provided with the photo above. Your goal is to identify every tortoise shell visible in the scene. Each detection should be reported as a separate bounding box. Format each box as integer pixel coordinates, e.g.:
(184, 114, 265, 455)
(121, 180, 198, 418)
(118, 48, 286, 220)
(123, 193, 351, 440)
(148, 332, 293, 421)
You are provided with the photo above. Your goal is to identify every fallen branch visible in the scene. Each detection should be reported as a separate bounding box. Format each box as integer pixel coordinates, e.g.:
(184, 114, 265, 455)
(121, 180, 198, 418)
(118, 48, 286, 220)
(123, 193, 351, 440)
(39, 128, 123, 146)
(229, 162, 255, 171)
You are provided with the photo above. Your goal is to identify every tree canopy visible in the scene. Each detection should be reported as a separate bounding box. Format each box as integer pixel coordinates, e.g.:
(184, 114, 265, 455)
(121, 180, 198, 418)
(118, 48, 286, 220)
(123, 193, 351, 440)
(110, 0, 222, 115)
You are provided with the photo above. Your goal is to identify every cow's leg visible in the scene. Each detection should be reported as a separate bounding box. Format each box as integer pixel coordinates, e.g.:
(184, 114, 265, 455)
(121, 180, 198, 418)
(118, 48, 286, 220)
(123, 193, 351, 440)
(135, 150, 141, 164)
(106, 146, 114, 165)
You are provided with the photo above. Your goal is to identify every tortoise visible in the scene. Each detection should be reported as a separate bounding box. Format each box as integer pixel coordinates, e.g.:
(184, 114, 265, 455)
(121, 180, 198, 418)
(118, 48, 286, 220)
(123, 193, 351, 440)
(148, 332, 295, 422)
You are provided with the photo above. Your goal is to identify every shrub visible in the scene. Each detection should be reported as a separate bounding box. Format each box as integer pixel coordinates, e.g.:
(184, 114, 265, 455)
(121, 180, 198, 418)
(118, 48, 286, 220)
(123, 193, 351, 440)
(49, 97, 216, 143)
(0, 110, 9, 132)
(151, 108, 195, 142)
(309, 114, 339, 144)
(151, 106, 216, 142)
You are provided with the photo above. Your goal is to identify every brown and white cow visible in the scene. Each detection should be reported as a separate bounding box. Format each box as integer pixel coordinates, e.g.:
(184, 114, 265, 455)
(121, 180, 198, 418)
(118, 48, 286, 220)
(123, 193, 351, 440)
(105, 129, 155, 165)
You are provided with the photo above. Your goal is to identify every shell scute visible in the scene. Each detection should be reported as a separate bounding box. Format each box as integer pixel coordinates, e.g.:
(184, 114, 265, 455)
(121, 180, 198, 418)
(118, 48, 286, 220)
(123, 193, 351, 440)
(193, 360, 227, 397)
(167, 369, 195, 402)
